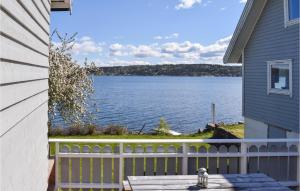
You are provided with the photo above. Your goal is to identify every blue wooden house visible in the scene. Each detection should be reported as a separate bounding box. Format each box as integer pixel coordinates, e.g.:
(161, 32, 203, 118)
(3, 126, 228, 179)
(224, 0, 299, 138)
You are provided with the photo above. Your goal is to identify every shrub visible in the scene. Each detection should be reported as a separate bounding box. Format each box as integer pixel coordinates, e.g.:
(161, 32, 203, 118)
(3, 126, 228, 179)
(102, 125, 128, 135)
(48, 126, 65, 136)
(84, 124, 97, 135)
(48, 123, 128, 136)
(156, 118, 171, 135)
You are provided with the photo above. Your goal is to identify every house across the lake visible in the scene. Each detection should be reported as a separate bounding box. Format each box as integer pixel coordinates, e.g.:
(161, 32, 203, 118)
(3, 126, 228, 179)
(224, 0, 300, 139)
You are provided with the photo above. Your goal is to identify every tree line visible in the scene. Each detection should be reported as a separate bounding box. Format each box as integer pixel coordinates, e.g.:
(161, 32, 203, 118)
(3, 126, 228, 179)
(89, 64, 242, 77)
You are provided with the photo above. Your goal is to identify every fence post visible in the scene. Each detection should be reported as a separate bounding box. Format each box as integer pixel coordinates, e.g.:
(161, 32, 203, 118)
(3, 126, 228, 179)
(240, 141, 247, 174)
(55, 142, 59, 191)
(182, 143, 188, 175)
(119, 143, 123, 191)
(211, 103, 216, 124)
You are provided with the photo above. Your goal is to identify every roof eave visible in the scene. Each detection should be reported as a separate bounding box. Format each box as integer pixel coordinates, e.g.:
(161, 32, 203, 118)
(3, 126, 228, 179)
(51, 0, 72, 13)
(224, 0, 267, 64)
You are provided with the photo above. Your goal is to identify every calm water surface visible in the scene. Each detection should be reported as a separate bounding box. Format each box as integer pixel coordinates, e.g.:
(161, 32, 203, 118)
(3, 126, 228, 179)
(54, 76, 242, 134)
(91, 76, 242, 134)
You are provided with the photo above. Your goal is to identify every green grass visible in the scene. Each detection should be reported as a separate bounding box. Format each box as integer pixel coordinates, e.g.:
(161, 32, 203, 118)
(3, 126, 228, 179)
(49, 124, 244, 156)
(220, 123, 244, 138)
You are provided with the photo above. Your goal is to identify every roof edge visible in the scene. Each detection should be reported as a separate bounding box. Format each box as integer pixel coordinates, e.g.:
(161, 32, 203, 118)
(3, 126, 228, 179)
(51, 0, 72, 13)
(223, 0, 254, 64)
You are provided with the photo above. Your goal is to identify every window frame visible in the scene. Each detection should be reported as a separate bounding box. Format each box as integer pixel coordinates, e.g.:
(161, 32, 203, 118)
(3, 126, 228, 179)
(284, 0, 300, 27)
(267, 59, 293, 97)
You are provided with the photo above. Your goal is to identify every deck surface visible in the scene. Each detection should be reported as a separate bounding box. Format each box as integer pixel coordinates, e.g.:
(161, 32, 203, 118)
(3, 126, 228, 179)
(127, 173, 292, 191)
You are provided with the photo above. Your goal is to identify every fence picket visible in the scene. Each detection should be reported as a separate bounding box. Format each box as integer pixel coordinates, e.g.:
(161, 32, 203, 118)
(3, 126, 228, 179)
(146, 146, 155, 175)
(82, 145, 91, 191)
(135, 145, 144, 176)
(124, 146, 134, 180)
(60, 145, 70, 191)
(248, 145, 258, 173)
(71, 145, 81, 191)
(259, 145, 268, 175)
(92, 146, 101, 191)
(167, 145, 176, 175)
(289, 145, 298, 181)
(198, 146, 207, 170)
(177, 146, 183, 175)
(103, 145, 113, 191)
(268, 145, 279, 180)
(279, 145, 288, 181)
(156, 146, 165, 175)
(219, 145, 228, 174)
(188, 146, 197, 175)
(114, 146, 120, 184)
(208, 145, 218, 174)
(228, 145, 239, 174)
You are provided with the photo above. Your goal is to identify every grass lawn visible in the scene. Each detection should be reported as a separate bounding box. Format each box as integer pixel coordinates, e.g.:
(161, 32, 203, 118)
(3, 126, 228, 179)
(219, 123, 244, 138)
(49, 124, 244, 155)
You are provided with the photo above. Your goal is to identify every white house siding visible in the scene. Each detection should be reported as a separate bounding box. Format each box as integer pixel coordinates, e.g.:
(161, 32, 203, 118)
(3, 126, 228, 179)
(0, 0, 50, 190)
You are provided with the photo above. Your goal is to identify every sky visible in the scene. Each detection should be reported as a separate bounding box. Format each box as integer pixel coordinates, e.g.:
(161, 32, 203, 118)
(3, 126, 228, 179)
(51, 0, 247, 66)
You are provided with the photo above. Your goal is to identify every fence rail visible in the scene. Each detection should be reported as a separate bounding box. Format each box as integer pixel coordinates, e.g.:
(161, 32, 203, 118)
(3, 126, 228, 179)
(49, 138, 300, 191)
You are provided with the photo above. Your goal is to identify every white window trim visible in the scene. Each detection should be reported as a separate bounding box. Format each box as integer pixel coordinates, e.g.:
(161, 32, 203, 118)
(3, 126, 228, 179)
(267, 59, 293, 97)
(284, 0, 300, 27)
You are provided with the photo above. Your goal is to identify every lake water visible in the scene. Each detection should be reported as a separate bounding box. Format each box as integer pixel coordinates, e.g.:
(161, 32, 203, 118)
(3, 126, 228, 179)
(54, 76, 243, 134)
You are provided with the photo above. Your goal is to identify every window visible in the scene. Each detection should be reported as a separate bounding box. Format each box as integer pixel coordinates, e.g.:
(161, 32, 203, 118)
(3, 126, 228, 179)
(285, 0, 300, 26)
(267, 60, 292, 96)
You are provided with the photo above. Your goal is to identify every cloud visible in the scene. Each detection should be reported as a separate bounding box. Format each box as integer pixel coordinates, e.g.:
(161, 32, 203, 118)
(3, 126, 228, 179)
(132, 45, 161, 58)
(107, 35, 232, 64)
(165, 33, 179, 39)
(175, 0, 202, 10)
(107, 59, 151, 66)
(239, 0, 247, 4)
(203, 0, 212, 7)
(71, 35, 233, 66)
(154, 36, 163, 40)
(153, 33, 179, 40)
(109, 43, 126, 56)
(71, 36, 103, 55)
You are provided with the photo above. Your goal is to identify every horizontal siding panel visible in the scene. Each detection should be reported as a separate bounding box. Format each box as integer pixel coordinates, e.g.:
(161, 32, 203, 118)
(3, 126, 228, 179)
(1, 0, 49, 42)
(33, 0, 50, 23)
(42, 0, 51, 13)
(16, 0, 49, 34)
(0, 90, 48, 136)
(0, 79, 48, 111)
(244, 102, 298, 115)
(1, 102, 48, 190)
(244, 0, 299, 132)
(245, 42, 299, 50)
(0, 10, 48, 55)
(0, 61, 48, 84)
(0, 35, 48, 67)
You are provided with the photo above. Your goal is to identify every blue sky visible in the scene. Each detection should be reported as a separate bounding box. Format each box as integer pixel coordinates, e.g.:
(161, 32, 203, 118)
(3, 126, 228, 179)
(51, 0, 247, 66)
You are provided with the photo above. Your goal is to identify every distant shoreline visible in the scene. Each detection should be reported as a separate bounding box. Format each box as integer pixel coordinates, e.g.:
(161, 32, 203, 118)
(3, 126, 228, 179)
(88, 64, 242, 77)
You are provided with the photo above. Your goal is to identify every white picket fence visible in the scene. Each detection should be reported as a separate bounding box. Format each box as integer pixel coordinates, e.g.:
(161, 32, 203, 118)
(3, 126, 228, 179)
(48, 138, 300, 191)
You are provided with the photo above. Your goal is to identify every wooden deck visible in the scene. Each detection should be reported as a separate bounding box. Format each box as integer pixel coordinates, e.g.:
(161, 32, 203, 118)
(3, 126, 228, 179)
(127, 174, 292, 191)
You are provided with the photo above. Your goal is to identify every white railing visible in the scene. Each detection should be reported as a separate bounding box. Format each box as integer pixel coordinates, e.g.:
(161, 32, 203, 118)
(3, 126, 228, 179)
(49, 138, 300, 191)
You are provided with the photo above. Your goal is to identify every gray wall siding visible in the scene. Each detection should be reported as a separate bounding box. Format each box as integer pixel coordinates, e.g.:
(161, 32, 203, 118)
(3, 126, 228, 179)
(244, 0, 300, 133)
(0, 0, 50, 190)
